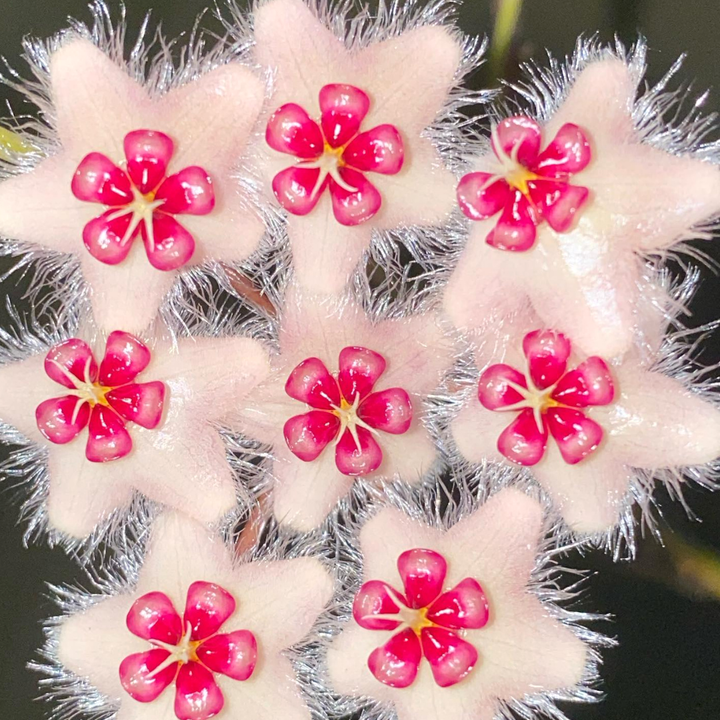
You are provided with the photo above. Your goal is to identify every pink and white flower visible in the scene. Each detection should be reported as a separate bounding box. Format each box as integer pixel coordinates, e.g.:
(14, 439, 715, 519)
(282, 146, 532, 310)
(0, 35, 265, 333)
(55, 512, 333, 720)
(327, 489, 592, 720)
(72, 129, 214, 271)
(267, 84, 404, 226)
(35, 331, 165, 462)
(444, 54, 720, 357)
(234, 288, 453, 531)
(457, 116, 591, 251)
(0, 333, 269, 541)
(283, 347, 413, 476)
(452, 318, 720, 535)
(253, 0, 465, 294)
(477, 329, 614, 466)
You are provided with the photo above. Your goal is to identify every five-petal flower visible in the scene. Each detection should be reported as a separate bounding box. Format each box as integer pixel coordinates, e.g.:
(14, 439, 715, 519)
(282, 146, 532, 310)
(267, 84, 404, 226)
(284, 346, 413, 476)
(36, 331, 165, 462)
(457, 116, 591, 251)
(353, 548, 489, 689)
(72, 129, 215, 270)
(327, 490, 592, 720)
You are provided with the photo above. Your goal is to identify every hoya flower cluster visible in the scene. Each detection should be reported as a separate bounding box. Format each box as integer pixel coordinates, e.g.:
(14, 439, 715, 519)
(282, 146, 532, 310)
(0, 2, 718, 720)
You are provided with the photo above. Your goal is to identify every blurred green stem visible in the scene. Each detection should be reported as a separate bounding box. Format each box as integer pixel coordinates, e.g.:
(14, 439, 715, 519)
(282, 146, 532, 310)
(489, 0, 524, 80)
(0, 126, 32, 159)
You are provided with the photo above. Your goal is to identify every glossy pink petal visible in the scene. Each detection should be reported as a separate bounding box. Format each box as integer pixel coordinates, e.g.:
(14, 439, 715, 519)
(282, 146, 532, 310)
(522, 329, 571, 390)
(335, 426, 383, 476)
(98, 331, 151, 386)
(71, 152, 133, 205)
(329, 168, 382, 226)
(119, 649, 177, 703)
(35, 396, 90, 444)
(124, 129, 174, 194)
(266, 103, 324, 159)
(497, 407, 548, 466)
(546, 407, 603, 465)
(141, 214, 196, 271)
(358, 388, 413, 434)
(337, 346, 386, 404)
(485, 189, 537, 251)
(343, 125, 404, 175)
(283, 411, 341, 462)
(154, 167, 215, 216)
(184, 581, 236, 642)
(82, 211, 136, 266)
(420, 626, 478, 688)
(174, 662, 224, 720)
(44, 339, 97, 388)
(534, 123, 592, 178)
(285, 357, 341, 410)
(397, 548, 447, 610)
(353, 580, 404, 631)
(105, 381, 165, 429)
(477, 363, 527, 410)
(426, 578, 490, 630)
(319, 84, 370, 149)
(85, 404, 133, 462)
(196, 630, 257, 681)
(367, 627, 422, 689)
(126, 591, 183, 644)
(457, 172, 511, 221)
(528, 178, 589, 233)
(272, 166, 326, 216)
(552, 357, 615, 408)
(492, 116, 542, 167)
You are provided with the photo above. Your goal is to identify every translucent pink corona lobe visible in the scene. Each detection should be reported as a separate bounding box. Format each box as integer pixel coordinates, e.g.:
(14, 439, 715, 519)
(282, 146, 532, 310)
(174, 662, 224, 720)
(127, 592, 183, 644)
(86, 404, 133, 462)
(72, 129, 214, 270)
(283, 411, 341, 462)
(105, 381, 165, 429)
(478, 330, 614, 466)
(267, 84, 404, 225)
(353, 580, 404, 631)
(184, 581, 237, 642)
(397, 549, 448, 610)
(44, 339, 97, 388)
(338, 346, 386, 402)
(368, 627, 422, 689)
(335, 426, 383, 475)
(426, 578, 490, 630)
(285, 357, 342, 410)
(458, 115, 591, 250)
(357, 388, 413, 434)
(420, 626, 478, 688)
(35, 395, 91, 444)
(119, 649, 177, 703)
(196, 630, 258, 681)
(99, 331, 151, 386)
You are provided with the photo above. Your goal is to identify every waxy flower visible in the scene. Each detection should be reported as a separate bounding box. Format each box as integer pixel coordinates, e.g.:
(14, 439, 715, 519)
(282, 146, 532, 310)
(267, 84, 404, 226)
(327, 490, 592, 720)
(353, 548, 489, 688)
(457, 116, 591, 251)
(444, 54, 720, 357)
(253, 0, 465, 294)
(478, 330, 614, 466)
(234, 288, 453, 531)
(120, 582, 256, 719)
(284, 347, 413, 476)
(72, 129, 214, 270)
(55, 512, 333, 720)
(0, 333, 269, 541)
(36, 332, 165, 462)
(452, 319, 720, 535)
(0, 36, 265, 333)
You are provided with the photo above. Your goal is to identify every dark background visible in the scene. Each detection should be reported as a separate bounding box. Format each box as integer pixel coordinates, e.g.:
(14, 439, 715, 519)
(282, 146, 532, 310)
(0, 1, 719, 718)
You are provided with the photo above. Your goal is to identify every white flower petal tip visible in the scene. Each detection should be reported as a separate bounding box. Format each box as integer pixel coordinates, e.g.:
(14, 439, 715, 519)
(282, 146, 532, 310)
(46, 512, 333, 720)
(233, 287, 454, 533)
(252, 0, 474, 295)
(445, 43, 720, 359)
(326, 489, 600, 720)
(0, 330, 271, 551)
(0, 20, 266, 335)
(450, 316, 720, 550)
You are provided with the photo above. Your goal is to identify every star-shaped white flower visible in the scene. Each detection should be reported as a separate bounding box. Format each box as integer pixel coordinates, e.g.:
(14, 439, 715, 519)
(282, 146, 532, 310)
(0, 332, 269, 541)
(326, 489, 592, 720)
(54, 512, 333, 720)
(444, 54, 720, 357)
(0, 37, 265, 334)
(252, 0, 465, 295)
(234, 287, 455, 531)
(451, 317, 720, 536)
